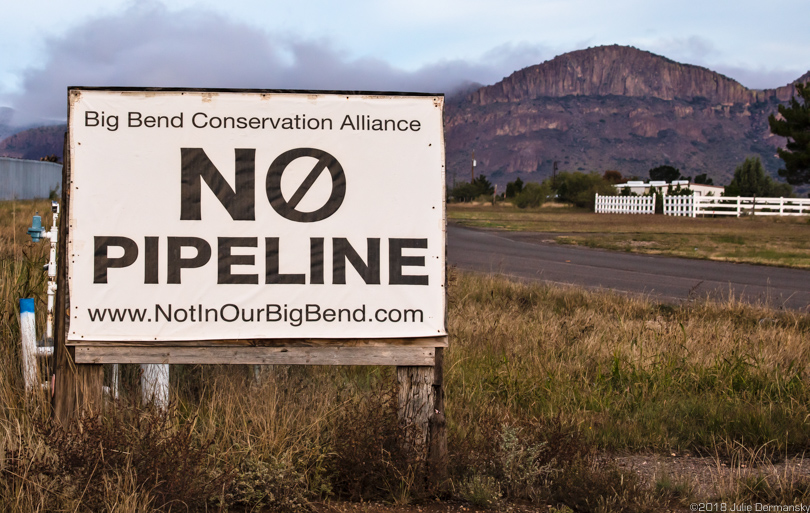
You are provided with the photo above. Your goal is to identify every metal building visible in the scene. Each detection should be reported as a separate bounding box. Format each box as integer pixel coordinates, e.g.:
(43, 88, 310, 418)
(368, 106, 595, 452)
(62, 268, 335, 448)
(0, 157, 62, 200)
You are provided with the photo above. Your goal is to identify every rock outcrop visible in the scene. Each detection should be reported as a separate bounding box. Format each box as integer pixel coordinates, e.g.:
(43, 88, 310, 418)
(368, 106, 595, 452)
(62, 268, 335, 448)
(445, 45, 809, 189)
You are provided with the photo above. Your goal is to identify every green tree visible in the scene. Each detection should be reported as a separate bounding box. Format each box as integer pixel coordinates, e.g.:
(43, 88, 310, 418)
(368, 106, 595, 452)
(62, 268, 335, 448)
(602, 170, 623, 184)
(472, 174, 495, 196)
(768, 83, 810, 185)
(450, 174, 495, 202)
(694, 173, 713, 185)
(513, 182, 551, 208)
(553, 171, 616, 210)
(648, 165, 681, 182)
(505, 177, 524, 198)
(725, 156, 793, 197)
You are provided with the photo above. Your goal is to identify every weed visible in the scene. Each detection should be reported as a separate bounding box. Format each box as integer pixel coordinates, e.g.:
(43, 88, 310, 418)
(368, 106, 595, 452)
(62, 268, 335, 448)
(38, 403, 230, 511)
(458, 474, 501, 508)
(327, 383, 418, 502)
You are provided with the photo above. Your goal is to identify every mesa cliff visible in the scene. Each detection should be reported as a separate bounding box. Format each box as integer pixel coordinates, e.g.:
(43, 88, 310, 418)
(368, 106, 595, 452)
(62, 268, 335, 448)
(445, 45, 809, 188)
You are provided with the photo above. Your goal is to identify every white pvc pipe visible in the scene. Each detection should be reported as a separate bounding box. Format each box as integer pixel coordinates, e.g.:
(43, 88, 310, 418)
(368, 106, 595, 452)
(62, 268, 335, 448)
(19, 298, 37, 393)
(141, 364, 169, 410)
(111, 364, 120, 401)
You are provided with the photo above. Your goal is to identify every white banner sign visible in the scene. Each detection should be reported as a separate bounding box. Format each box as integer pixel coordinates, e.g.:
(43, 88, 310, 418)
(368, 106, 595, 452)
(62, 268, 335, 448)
(67, 89, 446, 341)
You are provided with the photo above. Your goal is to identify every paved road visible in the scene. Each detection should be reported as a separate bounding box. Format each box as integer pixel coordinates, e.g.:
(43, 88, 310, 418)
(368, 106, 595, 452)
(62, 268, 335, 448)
(447, 223, 810, 311)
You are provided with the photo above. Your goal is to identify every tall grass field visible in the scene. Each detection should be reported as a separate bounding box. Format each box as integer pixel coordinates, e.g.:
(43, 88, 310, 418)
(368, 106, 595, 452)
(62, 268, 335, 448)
(2, 200, 810, 511)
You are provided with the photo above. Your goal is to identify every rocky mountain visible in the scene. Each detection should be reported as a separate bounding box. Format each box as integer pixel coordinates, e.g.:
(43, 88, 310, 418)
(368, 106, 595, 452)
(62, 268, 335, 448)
(445, 45, 809, 189)
(0, 124, 66, 161)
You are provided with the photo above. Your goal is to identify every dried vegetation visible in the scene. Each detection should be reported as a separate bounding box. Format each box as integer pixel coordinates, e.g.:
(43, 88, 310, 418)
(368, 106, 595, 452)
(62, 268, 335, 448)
(1, 200, 810, 510)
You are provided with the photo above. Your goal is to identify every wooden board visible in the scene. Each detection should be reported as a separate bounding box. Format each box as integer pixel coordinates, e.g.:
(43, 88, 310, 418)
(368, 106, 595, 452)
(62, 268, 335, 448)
(68, 336, 448, 348)
(75, 345, 437, 366)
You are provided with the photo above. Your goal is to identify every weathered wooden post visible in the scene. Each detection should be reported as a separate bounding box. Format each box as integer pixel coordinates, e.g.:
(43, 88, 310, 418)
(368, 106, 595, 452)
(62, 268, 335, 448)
(141, 363, 169, 409)
(53, 131, 103, 424)
(396, 346, 447, 490)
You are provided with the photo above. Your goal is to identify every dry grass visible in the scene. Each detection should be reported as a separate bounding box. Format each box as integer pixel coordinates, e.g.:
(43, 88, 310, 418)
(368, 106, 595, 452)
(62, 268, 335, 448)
(448, 203, 810, 268)
(2, 197, 810, 510)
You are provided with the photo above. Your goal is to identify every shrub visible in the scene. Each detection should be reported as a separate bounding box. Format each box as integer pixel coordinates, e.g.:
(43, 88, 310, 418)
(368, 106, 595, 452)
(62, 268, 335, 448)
(554, 171, 616, 209)
(513, 182, 551, 208)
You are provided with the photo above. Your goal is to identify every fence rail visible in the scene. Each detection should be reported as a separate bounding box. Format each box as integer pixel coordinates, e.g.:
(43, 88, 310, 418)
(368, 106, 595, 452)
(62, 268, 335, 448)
(595, 193, 810, 217)
(664, 195, 810, 217)
(594, 193, 656, 214)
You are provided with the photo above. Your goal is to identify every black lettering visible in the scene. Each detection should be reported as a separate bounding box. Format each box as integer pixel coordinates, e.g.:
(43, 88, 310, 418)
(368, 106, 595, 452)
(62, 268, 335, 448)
(333, 238, 380, 284)
(266, 148, 345, 223)
(88, 308, 105, 321)
(181, 148, 255, 220)
(94, 236, 138, 283)
(155, 304, 171, 322)
(192, 112, 207, 128)
(310, 238, 324, 284)
(289, 308, 302, 326)
(265, 238, 305, 284)
(144, 236, 159, 284)
(389, 238, 429, 285)
(266, 304, 281, 322)
(85, 111, 99, 127)
(340, 114, 355, 130)
(167, 237, 211, 284)
(218, 237, 258, 284)
(128, 111, 142, 127)
(221, 304, 239, 322)
(306, 304, 321, 321)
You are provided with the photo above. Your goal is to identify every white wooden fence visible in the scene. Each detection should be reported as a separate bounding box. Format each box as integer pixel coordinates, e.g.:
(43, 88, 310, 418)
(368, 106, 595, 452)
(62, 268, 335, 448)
(594, 193, 656, 214)
(663, 195, 810, 217)
(595, 193, 810, 217)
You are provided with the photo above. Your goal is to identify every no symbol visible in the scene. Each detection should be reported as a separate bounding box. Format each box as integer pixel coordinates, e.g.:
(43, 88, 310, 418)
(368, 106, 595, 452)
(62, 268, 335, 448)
(266, 148, 346, 223)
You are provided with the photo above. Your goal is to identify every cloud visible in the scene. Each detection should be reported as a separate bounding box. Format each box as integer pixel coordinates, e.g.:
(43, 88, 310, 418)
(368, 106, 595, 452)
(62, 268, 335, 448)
(639, 35, 806, 89)
(711, 65, 805, 90)
(2, 4, 551, 125)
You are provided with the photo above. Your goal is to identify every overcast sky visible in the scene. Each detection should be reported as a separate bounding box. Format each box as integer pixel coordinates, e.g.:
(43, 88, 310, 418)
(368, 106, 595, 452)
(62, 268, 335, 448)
(3, 0, 809, 124)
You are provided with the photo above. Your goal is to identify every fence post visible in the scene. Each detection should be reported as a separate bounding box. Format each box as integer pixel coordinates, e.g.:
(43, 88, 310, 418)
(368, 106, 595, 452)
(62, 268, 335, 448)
(19, 298, 37, 393)
(397, 347, 447, 491)
(141, 364, 169, 410)
(780, 197, 784, 215)
(53, 131, 104, 424)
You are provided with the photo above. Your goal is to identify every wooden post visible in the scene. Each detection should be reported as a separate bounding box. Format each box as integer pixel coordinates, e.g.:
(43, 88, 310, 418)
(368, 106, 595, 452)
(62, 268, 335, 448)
(397, 365, 432, 457)
(141, 363, 169, 410)
(53, 131, 103, 424)
(427, 347, 448, 489)
(396, 346, 447, 491)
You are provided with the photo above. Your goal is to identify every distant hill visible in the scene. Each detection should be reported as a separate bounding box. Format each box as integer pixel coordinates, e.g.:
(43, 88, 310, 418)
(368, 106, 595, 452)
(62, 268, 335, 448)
(445, 45, 809, 188)
(0, 124, 66, 161)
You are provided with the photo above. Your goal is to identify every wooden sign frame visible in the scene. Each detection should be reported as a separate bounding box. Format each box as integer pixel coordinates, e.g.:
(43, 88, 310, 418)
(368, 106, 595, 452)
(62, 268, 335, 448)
(53, 88, 448, 424)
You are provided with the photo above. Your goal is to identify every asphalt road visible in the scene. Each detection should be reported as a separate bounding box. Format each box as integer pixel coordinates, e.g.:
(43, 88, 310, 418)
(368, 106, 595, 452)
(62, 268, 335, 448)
(447, 223, 810, 311)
